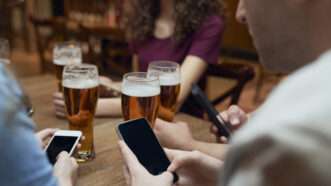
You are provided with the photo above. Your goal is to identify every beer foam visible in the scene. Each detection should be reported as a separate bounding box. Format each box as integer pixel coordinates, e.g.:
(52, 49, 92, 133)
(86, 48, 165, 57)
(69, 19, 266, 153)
(122, 85, 160, 97)
(54, 58, 82, 65)
(63, 79, 99, 89)
(159, 75, 180, 86)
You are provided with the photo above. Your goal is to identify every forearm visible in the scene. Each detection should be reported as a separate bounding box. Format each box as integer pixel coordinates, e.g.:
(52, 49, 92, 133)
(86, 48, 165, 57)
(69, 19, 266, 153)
(96, 98, 122, 117)
(191, 141, 228, 160)
(176, 56, 208, 110)
(56, 177, 73, 186)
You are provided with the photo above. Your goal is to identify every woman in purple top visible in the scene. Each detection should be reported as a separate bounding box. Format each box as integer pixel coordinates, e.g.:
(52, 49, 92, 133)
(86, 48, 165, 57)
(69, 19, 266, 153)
(54, 0, 224, 118)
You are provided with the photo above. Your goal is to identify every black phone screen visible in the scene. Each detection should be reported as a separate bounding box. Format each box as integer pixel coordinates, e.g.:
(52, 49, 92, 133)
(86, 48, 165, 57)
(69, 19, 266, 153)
(46, 136, 78, 165)
(118, 119, 171, 175)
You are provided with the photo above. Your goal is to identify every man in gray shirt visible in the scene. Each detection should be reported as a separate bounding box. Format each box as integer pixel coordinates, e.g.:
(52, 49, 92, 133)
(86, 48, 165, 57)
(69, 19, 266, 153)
(117, 0, 331, 185)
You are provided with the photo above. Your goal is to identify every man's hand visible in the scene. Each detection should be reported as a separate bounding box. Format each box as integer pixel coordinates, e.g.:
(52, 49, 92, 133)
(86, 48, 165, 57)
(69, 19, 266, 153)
(54, 152, 79, 186)
(166, 149, 223, 186)
(118, 141, 174, 186)
(154, 119, 197, 151)
(210, 105, 248, 143)
(36, 128, 58, 149)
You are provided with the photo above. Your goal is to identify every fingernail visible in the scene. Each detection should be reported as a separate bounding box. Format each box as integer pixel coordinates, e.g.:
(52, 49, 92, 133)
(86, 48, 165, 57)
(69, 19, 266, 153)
(231, 118, 240, 125)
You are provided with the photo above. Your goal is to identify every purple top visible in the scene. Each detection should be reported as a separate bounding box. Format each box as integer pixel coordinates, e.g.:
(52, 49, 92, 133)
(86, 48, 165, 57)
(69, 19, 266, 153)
(129, 15, 224, 71)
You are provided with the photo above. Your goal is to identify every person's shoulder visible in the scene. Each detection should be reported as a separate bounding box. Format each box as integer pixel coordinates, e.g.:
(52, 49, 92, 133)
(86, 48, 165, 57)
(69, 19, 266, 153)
(195, 15, 224, 37)
(199, 15, 224, 30)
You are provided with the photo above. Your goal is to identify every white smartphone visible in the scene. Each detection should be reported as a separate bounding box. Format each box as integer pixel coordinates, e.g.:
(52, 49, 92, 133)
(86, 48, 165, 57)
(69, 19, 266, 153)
(45, 130, 82, 165)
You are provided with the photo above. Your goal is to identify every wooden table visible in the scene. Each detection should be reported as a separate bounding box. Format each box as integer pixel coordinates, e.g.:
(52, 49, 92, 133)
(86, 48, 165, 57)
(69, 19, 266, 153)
(20, 74, 214, 186)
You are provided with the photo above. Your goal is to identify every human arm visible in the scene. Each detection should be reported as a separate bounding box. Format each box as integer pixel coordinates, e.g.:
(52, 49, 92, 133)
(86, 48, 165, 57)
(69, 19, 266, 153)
(154, 119, 228, 160)
(53, 92, 122, 118)
(175, 56, 208, 110)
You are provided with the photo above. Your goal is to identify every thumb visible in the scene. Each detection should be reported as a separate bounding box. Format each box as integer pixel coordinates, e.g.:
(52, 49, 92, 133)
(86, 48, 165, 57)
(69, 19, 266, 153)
(57, 151, 70, 161)
(159, 171, 175, 185)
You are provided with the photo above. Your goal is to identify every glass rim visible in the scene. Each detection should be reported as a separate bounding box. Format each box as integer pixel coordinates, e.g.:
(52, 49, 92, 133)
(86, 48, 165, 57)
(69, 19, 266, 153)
(149, 61, 179, 69)
(64, 63, 97, 70)
(123, 72, 159, 82)
(54, 41, 81, 48)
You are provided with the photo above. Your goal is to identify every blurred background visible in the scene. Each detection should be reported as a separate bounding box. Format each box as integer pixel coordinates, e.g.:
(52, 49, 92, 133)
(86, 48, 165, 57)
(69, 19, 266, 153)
(0, 0, 283, 114)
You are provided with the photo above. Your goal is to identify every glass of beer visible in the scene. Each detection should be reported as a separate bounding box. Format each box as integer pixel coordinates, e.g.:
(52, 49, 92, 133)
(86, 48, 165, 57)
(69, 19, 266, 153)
(121, 72, 160, 127)
(148, 61, 181, 121)
(62, 64, 99, 162)
(53, 42, 82, 92)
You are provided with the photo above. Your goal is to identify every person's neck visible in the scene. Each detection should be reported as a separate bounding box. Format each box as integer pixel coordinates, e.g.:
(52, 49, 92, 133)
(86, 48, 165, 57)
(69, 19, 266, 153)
(159, 0, 173, 20)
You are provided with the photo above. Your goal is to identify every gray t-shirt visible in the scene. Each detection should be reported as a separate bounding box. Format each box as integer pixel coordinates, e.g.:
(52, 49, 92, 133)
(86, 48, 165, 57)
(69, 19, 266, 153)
(0, 63, 57, 186)
(221, 50, 331, 186)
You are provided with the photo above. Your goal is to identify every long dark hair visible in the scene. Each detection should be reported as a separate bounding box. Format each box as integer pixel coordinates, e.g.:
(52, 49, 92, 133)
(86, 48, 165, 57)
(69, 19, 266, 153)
(123, 0, 223, 42)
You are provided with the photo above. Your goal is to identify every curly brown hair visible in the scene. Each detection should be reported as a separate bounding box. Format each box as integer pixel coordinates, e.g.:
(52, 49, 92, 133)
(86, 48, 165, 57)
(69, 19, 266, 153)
(123, 0, 223, 42)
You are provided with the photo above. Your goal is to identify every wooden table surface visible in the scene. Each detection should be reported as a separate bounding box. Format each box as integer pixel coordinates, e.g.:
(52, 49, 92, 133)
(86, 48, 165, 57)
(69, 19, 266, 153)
(20, 74, 214, 186)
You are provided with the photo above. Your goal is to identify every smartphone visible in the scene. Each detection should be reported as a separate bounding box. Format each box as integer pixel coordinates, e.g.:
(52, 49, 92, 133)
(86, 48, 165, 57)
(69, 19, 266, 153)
(191, 84, 232, 138)
(116, 118, 171, 175)
(45, 130, 82, 165)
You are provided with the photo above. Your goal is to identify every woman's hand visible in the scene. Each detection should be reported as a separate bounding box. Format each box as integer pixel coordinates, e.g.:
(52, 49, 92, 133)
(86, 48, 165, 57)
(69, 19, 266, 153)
(119, 141, 174, 186)
(210, 105, 248, 143)
(166, 149, 223, 186)
(53, 92, 66, 118)
(54, 151, 79, 186)
(36, 128, 58, 149)
(154, 119, 197, 151)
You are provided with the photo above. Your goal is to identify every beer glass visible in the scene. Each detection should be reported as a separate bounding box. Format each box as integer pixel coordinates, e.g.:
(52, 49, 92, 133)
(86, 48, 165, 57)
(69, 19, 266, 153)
(63, 64, 99, 162)
(121, 72, 160, 127)
(53, 42, 82, 92)
(148, 61, 181, 121)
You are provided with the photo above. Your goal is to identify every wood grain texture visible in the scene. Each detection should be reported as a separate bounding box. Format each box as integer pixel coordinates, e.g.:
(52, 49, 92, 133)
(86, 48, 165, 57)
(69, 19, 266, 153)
(20, 75, 214, 186)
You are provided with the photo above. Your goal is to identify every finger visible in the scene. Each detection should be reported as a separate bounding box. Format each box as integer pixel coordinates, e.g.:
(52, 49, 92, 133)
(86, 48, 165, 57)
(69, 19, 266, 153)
(219, 136, 228, 144)
(122, 165, 131, 185)
(55, 111, 66, 118)
(160, 171, 175, 185)
(53, 92, 64, 99)
(54, 99, 65, 107)
(228, 106, 241, 126)
(57, 151, 69, 161)
(209, 125, 219, 135)
(118, 141, 143, 172)
(71, 157, 78, 168)
(37, 128, 58, 140)
(164, 148, 181, 161)
(166, 150, 196, 172)
(220, 112, 229, 122)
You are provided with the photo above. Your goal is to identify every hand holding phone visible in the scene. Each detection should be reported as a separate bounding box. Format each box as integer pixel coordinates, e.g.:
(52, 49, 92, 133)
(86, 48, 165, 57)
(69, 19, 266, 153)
(45, 130, 82, 165)
(191, 84, 232, 138)
(116, 118, 178, 183)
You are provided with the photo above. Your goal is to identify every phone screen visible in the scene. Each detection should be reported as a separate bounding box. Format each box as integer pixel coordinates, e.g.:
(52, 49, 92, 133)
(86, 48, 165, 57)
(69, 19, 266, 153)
(118, 119, 171, 175)
(46, 136, 78, 165)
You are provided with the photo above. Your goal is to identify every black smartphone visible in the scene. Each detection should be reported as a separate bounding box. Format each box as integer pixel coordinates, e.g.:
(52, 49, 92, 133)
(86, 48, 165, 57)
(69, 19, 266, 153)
(45, 130, 81, 165)
(191, 84, 232, 138)
(116, 118, 171, 175)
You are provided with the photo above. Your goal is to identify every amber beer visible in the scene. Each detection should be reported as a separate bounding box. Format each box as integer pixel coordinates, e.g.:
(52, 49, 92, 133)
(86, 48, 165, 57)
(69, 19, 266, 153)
(159, 79, 181, 120)
(63, 64, 99, 162)
(148, 61, 181, 121)
(121, 72, 160, 127)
